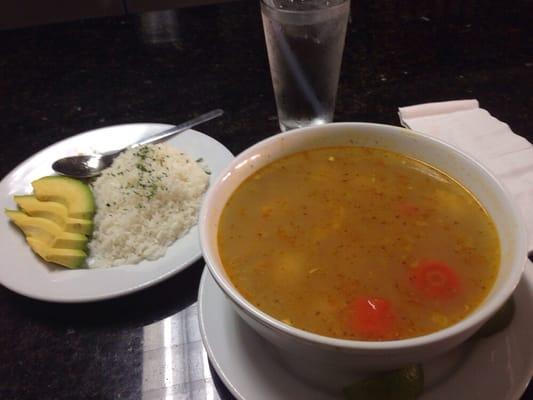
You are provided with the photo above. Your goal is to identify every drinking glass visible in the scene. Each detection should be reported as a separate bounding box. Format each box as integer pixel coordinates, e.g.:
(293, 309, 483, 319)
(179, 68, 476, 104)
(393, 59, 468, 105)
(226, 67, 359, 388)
(261, 0, 350, 131)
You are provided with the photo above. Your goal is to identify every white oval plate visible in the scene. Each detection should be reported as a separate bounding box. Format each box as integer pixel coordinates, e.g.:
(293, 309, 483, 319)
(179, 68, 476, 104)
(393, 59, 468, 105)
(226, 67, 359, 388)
(199, 266, 533, 400)
(0, 124, 233, 303)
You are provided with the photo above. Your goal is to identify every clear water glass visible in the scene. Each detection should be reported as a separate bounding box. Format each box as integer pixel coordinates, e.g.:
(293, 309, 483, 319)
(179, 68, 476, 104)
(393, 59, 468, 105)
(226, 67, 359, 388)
(261, 0, 350, 131)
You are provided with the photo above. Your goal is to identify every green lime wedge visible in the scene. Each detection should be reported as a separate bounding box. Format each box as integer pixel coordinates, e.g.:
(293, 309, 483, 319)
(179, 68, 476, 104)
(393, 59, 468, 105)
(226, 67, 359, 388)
(471, 297, 515, 340)
(342, 364, 424, 400)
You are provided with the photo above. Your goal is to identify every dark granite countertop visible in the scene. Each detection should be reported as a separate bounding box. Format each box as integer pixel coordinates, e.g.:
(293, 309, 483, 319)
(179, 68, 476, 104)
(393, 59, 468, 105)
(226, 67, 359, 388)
(0, 1, 532, 399)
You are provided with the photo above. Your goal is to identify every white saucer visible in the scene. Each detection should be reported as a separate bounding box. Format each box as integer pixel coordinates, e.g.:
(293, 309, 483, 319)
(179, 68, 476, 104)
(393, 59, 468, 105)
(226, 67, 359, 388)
(0, 124, 233, 302)
(198, 265, 533, 399)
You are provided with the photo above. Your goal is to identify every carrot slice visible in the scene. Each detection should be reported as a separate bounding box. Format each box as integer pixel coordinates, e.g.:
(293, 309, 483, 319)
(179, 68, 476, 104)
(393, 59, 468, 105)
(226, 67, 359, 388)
(398, 202, 419, 217)
(347, 297, 396, 339)
(409, 260, 461, 300)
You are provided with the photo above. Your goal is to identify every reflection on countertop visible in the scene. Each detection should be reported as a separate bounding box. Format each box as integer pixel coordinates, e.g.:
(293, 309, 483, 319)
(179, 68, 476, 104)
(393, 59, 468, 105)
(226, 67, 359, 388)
(142, 305, 219, 400)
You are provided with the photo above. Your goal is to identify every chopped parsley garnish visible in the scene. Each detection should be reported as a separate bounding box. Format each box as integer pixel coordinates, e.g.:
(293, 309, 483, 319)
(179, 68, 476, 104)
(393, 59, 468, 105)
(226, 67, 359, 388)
(127, 145, 170, 200)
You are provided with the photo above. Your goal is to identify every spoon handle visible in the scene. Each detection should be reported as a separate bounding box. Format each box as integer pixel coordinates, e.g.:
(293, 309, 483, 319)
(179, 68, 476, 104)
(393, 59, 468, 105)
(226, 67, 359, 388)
(134, 109, 224, 147)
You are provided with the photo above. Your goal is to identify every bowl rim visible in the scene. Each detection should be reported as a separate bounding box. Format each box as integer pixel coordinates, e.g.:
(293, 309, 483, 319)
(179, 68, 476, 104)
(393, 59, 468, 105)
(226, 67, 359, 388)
(200, 122, 528, 351)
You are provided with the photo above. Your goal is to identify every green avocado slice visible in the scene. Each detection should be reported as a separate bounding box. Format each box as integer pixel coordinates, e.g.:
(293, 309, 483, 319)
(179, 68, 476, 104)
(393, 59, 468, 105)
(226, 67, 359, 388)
(5, 210, 88, 250)
(14, 195, 93, 236)
(27, 237, 86, 269)
(32, 176, 95, 219)
(343, 365, 424, 400)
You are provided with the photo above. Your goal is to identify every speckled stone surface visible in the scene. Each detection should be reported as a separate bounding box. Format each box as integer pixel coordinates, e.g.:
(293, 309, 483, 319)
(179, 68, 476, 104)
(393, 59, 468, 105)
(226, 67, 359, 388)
(0, 1, 532, 399)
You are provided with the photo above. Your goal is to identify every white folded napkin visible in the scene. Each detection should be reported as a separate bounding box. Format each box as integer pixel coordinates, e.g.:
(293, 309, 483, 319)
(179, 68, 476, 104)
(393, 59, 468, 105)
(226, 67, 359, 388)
(398, 100, 533, 250)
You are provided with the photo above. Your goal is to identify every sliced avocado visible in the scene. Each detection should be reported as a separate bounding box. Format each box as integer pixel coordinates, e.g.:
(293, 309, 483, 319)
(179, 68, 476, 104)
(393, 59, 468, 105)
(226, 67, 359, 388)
(342, 365, 424, 400)
(27, 237, 86, 269)
(26, 235, 48, 259)
(32, 176, 95, 219)
(14, 195, 94, 236)
(14, 195, 68, 227)
(5, 210, 88, 250)
(65, 218, 94, 236)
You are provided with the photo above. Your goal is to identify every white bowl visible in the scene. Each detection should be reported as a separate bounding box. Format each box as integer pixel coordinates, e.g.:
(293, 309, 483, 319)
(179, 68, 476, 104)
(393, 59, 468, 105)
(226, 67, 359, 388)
(199, 123, 527, 374)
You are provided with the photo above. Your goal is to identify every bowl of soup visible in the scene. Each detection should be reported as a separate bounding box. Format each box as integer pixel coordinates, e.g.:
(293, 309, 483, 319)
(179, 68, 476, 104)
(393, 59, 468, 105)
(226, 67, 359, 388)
(199, 123, 526, 372)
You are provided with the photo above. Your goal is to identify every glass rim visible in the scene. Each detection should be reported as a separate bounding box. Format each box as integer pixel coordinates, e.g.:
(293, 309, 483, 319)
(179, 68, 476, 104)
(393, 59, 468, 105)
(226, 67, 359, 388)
(260, 0, 350, 14)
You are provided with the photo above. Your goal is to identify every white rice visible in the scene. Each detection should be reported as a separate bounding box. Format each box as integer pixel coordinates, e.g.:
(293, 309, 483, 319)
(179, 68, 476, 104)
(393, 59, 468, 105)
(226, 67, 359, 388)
(88, 143, 209, 268)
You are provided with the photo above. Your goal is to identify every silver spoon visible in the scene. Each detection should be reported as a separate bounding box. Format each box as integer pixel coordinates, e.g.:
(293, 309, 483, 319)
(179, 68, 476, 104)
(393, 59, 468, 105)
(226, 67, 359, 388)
(52, 109, 223, 179)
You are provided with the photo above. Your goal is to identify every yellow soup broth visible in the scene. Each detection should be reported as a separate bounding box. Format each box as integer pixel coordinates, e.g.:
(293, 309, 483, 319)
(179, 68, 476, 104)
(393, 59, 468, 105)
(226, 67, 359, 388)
(218, 147, 500, 340)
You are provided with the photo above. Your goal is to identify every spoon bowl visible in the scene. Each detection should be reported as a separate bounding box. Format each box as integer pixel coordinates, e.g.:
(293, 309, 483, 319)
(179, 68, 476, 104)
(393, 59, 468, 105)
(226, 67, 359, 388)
(52, 109, 223, 179)
(52, 153, 118, 179)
